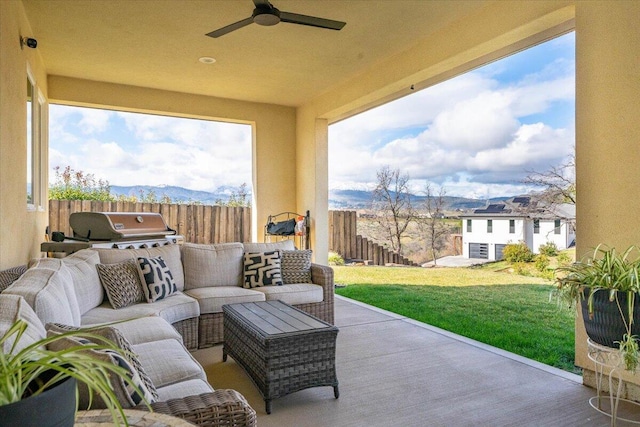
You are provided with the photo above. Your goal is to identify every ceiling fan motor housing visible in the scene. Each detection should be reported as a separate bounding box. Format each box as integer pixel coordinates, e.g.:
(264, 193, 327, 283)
(253, 5, 280, 26)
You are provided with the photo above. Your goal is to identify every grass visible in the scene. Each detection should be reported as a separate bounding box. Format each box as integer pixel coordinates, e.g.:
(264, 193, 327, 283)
(334, 266, 578, 373)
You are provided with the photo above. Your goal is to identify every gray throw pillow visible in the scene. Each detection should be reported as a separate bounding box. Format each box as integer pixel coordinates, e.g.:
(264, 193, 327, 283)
(281, 250, 312, 284)
(96, 260, 145, 309)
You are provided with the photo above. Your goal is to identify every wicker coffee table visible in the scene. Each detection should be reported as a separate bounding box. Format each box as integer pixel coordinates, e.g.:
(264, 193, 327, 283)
(222, 300, 339, 414)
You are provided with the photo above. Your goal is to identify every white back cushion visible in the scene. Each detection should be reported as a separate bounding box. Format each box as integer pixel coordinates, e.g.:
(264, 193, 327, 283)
(243, 240, 296, 253)
(181, 243, 244, 289)
(5, 266, 80, 326)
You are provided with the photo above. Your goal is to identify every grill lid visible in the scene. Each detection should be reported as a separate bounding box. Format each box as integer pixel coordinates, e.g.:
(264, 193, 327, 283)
(69, 212, 176, 241)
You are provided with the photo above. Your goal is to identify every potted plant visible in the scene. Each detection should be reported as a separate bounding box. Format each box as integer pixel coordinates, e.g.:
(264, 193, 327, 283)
(554, 245, 640, 372)
(0, 319, 150, 427)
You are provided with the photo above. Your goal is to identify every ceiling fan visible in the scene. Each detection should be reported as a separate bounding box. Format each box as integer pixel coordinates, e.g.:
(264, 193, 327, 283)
(206, 0, 346, 38)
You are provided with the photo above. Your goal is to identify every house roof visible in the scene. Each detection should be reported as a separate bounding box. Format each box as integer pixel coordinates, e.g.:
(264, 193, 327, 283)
(22, 0, 489, 107)
(461, 196, 576, 220)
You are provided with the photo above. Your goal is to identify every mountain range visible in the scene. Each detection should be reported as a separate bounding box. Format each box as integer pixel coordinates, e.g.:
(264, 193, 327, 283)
(110, 184, 511, 211)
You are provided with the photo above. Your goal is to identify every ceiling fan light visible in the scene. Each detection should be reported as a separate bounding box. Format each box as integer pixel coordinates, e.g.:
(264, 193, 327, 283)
(253, 8, 280, 26)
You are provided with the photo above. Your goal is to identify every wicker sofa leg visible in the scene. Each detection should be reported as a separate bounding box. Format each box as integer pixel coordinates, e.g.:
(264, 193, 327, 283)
(138, 390, 257, 427)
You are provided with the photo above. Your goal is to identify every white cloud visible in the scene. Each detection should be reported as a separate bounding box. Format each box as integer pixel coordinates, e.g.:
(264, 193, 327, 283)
(49, 107, 252, 192)
(77, 108, 111, 134)
(329, 41, 575, 199)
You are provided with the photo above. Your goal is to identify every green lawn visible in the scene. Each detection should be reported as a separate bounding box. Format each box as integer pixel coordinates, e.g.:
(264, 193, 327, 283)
(334, 266, 578, 373)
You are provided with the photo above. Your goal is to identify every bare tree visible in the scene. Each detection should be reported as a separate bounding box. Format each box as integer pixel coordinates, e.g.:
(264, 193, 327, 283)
(418, 184, 451, 266)
(371, 166, 416, 255)
(523, 154, 576, 206)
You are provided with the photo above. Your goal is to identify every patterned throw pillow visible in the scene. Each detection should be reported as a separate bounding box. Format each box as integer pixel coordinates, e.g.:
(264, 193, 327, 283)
(243, 250, 283, 288)
(96, 260, 145, 309)
(0, 265, 27, 293)
(46, 324, 157, 409)
(281, 250, 312, 284)
(137, 256, 177, 303)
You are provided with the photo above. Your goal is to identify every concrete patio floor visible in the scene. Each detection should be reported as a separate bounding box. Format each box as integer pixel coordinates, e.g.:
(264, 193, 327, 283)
(193, 296, 624, 426)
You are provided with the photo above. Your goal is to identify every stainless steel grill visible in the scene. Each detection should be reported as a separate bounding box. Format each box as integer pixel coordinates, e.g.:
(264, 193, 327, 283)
(42, 212, 184, 255)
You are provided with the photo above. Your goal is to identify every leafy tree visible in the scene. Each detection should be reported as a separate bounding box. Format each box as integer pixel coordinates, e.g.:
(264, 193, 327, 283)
(49, 166, 114, 201)
(418, 184, 451, 265)
(371, 166, 416, 255)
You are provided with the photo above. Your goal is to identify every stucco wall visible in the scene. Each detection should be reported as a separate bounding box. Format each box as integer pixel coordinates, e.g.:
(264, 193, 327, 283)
(574, 0, 640, 386)
(0, 0, 48, 269)
(47, 76, 297, 245)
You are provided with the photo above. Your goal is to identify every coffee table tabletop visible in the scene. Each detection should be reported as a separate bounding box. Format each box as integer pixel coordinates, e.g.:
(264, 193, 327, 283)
(224, 300, 335, 337)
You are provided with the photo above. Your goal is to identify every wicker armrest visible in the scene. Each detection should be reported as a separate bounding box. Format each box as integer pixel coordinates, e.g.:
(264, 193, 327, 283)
(311, 263, 334, 290)
(136, 390, 257, 427)
(311, 263, 334, 310)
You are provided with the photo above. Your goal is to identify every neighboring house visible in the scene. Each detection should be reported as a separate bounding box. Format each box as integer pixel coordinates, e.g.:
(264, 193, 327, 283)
(461, 197, 576, 261)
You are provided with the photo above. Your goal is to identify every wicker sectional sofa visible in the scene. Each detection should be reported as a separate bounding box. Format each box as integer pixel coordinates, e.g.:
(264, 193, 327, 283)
(0, 239, 334, 426)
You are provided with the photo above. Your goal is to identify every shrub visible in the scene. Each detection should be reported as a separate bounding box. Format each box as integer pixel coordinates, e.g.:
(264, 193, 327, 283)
(328, 251, 345, 266)
(512, 262, 531, 276)
(535, 254, 550, 272)
(540, 269, 555, 281)
(503, 242, 535, 263)
(538, 242, 559, 257)
(556, 252, 572, 265)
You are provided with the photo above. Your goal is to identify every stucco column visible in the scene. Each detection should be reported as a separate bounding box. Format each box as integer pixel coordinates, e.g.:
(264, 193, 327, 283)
(575, 0, 640, 389)
(296, 110, 329, 265)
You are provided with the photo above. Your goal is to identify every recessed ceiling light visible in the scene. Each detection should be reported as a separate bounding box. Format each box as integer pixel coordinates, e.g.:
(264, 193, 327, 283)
(198, 57, 216, 64)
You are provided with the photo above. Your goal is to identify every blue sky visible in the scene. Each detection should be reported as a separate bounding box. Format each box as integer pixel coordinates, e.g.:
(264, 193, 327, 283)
(328, 31, 575, 199)
(49, 32, 574, 199)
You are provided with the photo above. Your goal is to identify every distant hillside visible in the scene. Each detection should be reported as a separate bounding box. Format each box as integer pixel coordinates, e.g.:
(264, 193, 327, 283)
(328, 189, 510, 211)
(109, 184, 511, 211)
(110, 185, 244, 205)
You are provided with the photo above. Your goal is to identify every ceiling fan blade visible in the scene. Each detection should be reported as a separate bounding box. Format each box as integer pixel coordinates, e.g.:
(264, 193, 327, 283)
(206, 17, 254, 38)
(252, 0, 273, 7)
(279, 11, 346, 31)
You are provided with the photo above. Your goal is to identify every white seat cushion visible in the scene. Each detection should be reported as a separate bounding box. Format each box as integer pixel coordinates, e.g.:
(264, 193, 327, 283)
(184, 286, 265, 314)
(252, 283, 323, 305)
(81, 292, 199, 326)
(155, 379, 214, 401)
(132, 339, 207, 388)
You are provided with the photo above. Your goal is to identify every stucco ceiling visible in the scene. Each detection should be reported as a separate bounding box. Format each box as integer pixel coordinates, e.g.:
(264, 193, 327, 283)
(22, 0, 489, 107)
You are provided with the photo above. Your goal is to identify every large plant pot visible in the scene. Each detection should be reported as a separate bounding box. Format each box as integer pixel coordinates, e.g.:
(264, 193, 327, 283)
(581, 287, 640, 348)
(0, 373, 77, 427)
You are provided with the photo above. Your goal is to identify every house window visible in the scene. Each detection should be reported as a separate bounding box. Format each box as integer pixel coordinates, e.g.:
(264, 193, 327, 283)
(26, 68, 45, 211)
(554, 219, 561, 235)
(509, 219, 515, 234)
(534, 219, 540, 234)
(487, 219, 493, 233)
(467, 219, 472, 232)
